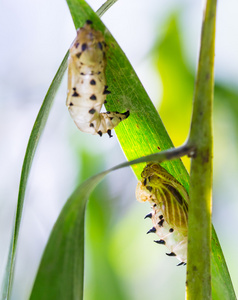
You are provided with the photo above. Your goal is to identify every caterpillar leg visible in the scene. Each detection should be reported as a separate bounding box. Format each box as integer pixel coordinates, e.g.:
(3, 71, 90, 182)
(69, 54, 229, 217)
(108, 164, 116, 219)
(68, 106, 129, 137)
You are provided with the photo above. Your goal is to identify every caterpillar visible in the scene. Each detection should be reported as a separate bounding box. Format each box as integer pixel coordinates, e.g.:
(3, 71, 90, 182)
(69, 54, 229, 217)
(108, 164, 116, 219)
(66, 20, 130, 137)
(136, 163, 189, 266)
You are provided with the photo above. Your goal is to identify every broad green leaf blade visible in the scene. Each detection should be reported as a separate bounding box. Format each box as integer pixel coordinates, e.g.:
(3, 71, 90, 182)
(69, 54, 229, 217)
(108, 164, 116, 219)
(78, 151, 129, 300)
(211, 229, 237, 299)
(0, 52, 68, 300)
(29, 147, 190, 300)
(65, 0, 189, 190)
(29, 172, 107, 300)
(65, 1, 236, 298)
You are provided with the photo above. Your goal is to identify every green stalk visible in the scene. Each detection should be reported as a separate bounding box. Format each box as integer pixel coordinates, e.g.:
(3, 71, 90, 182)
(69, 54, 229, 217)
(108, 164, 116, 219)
(186, 0, 216, 298)
(97, 0, 118, 17)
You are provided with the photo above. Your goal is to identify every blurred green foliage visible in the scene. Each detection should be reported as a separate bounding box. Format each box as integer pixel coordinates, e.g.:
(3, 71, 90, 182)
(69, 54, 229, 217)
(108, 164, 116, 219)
(154, 13, 238, 170)
(82, 152, 130, 300)
(153, 11, 238, 298)
(152, 14, 194, 170)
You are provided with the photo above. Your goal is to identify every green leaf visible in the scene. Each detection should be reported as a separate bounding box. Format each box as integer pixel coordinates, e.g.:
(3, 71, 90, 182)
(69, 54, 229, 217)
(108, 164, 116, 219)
(29, 171, 106, 300)
(29, 148, 189, 300)
(0, 52, 68, 300)
(64, 1, 235, 299)
(65, 0, 190, 191)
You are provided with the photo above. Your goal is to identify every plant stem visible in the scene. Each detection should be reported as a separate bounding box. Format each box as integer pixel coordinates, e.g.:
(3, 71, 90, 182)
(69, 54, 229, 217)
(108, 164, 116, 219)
(97, 0, 118, 18)
(186, 0, 217, 299)
(109, 144, 194, 172)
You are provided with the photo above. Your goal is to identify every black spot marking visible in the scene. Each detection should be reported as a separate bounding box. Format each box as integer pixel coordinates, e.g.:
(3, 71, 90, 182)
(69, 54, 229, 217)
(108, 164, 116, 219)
(147, 227, 156, 234)
(143, 178, 147, 186)
(97, 130, 102, 137)
(153, 204, 157, 207)
(80, 72, 85, 75)
(103, 85, 111, 95)
(107, 129, 113, 138)
(75, 42, 80, 48)
(86, 20, 93, 25)
(90, 94, 97, 100)
(106, 111, 110, 114)
(97, 71, 101, 75)
(72, 88, 79, 97)
(177, 262, 185, 266)
(89, 123, 94, 127)
(89, 108, 96, 114)
(119, 117, 122, 121)
(103, 89, 111, 95)
(76, 53, 82, 59)
(159, 215, 163, 220)
(169, 228, 174, 233)
(69, 102, 73, 106)
(154, 239, 165, 245)
(109, 117, 113, 120)
(144, 213, 152, 219)
(81, 43, 87, 51)
(158, 219, 164, 227)
(98, 42, 103, 50)
(72, 91, 79, 97)
(123, 111, 130, 118)
(146, 186, 152, 192)
(166, 252, 176, 257)
(90, 79, 96, 85)
(104, 100, 107, 104)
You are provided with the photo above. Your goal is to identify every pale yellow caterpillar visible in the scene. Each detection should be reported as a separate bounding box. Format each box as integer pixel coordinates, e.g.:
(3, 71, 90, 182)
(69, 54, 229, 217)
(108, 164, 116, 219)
(66, 20, 129, 137)
(136, 163, 189, 266)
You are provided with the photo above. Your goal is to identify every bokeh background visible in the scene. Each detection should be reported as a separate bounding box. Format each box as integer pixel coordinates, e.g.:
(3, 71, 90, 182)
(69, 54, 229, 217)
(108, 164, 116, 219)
(0, 0, 238, 299)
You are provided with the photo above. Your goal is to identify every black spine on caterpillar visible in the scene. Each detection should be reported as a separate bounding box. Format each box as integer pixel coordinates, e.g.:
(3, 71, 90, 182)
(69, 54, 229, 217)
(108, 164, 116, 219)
(66, 21, 130, 137)
(136, 163, 189, 265)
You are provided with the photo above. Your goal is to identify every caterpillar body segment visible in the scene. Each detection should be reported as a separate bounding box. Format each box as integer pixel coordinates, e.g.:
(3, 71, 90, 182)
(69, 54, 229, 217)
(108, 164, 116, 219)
(136, 163, 189, 265)
(66, 21, 129, 137)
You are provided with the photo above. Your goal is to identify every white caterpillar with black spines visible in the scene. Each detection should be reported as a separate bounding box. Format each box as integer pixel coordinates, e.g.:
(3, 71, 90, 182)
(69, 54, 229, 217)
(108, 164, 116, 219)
(66, 20, 129, 137)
